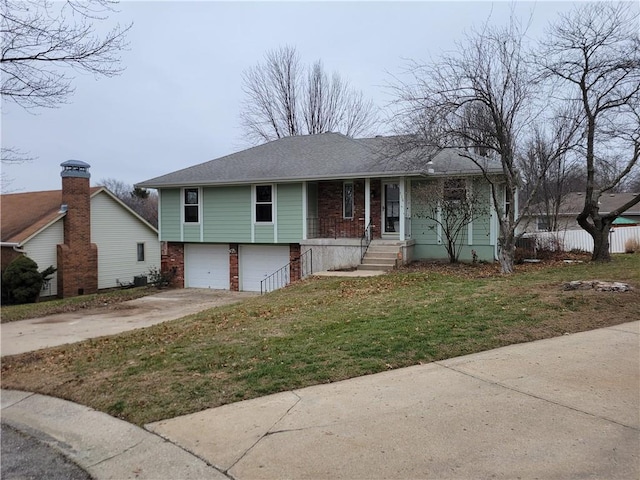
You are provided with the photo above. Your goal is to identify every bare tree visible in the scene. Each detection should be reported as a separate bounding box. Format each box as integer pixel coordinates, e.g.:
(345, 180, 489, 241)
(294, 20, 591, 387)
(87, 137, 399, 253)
(519, 120, 582, 232)
(413, 178, 490, 263)
(303, 60, 377, 137)
(1, 0, 131, 109)
(240, 46, 378, 144)
(391, 18, 576, 273)
(98, 178, 157, 227)
(539, 3, 640, 261)
(0, 146, 33, 192)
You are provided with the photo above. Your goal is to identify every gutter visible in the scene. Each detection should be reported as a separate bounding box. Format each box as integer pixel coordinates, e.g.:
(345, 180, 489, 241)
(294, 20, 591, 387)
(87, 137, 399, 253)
(136, 169, 503, 189)
(0, 242, 26, 253)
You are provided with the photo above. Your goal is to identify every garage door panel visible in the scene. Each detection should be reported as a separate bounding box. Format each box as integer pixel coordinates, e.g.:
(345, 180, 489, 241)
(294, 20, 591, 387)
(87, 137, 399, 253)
(185, 244, 229, 289)
(240, 245, 289, 292)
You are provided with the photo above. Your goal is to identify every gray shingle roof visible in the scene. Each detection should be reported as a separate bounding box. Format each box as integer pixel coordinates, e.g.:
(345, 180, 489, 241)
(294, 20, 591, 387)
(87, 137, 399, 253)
(137, 133, 503, 188)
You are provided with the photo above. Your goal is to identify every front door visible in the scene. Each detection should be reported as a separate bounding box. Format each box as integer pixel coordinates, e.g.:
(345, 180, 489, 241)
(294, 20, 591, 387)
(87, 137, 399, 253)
(382, 182, 400, 235)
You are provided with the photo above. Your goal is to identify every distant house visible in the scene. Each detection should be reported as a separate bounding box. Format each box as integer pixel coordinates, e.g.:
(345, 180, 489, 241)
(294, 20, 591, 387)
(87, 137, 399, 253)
(137, 133, 510, 293)
(1, 161, 160, 298)
(524, 192, 640, 233)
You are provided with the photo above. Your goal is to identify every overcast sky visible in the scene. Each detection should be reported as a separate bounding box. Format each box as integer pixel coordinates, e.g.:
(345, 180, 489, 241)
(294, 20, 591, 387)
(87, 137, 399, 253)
(2, 0, 581, 193)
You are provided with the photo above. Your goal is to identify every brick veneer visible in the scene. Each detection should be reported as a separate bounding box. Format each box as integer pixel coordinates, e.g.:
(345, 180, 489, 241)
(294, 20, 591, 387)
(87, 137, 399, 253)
(289, 243, 301, 282)
(57, 174, 98, 297)
(229, 243, 239, 291)
(161, 242, 184, 288)
(317, 180, 381, 239)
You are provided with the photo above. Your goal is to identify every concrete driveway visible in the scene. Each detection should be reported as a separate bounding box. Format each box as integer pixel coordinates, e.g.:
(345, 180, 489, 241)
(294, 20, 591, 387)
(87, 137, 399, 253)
(1, 289, 256, 357)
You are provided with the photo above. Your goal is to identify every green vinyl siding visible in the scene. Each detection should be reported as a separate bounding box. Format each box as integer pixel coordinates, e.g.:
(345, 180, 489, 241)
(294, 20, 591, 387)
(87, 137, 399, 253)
(413, 244, 494, 262)
(411, 216, 440, 244)
(160, 189, 181, 241)
(472, 180, 492, 245)
(202, 186, 251, 242)
(254, 224, 274, 243)
(277, 183, 303, 242)
(410, 179, 440, 245)
(410, 177, 495, 257)
(183, 224, 201, 242)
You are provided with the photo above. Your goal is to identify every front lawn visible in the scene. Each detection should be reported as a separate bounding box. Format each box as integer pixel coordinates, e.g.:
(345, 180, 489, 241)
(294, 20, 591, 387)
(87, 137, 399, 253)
(2, 255, 638, 426)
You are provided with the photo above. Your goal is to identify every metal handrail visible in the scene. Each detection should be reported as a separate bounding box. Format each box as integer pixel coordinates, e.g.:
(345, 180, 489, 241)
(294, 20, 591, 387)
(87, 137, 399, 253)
(360, 219, 373, 263)
(260, 248, 313, 295)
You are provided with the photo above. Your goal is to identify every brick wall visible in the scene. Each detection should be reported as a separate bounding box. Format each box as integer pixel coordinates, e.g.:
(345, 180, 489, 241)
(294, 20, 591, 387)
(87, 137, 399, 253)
(229, 243, 239, 291)
(316, 180, 381, 239)
(160, 242, 184, 288)
(289, 243, 301, 282)
(1, 247, 22, 272)
(57, 175, 98, 297)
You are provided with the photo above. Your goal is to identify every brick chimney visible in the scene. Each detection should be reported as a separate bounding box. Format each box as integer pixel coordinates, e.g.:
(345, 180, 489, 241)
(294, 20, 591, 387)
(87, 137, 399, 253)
(56, 160, 98, 298)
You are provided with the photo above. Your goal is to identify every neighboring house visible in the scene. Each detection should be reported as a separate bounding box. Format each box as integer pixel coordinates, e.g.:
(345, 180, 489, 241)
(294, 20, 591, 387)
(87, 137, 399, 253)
(137, 133, 508, 292)
(524, 192, 640, 233)
(1, 161, 160, 298)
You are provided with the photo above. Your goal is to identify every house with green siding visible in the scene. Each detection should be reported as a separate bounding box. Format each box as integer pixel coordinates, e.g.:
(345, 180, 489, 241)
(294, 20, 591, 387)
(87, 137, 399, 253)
(137, 133, 506, 292)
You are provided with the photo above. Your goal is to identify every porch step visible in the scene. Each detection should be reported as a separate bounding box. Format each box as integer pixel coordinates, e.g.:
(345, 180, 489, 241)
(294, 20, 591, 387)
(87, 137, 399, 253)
(358, 263, 395, 271)
(361, 255, 397, 265)
(357, 240, 401, 272)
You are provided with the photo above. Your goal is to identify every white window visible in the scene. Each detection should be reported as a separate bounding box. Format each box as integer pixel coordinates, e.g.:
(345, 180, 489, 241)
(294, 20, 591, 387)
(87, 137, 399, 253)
(184, 188, 199, 223)
(255, 185, 273, 223)
(443, 178, 466, 202)
(137, 243, 145, 262)
(343, 182, 354, 219)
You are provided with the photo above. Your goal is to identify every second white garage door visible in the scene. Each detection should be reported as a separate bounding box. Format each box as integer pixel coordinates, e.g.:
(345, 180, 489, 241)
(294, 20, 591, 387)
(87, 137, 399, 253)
(185, 244, 229, 289)
(239, 245, 290, 292)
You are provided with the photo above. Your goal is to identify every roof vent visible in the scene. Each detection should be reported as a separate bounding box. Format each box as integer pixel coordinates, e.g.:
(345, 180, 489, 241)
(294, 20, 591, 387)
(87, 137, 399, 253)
(60, 160, 91, 179)
(59, 204, 68, 213)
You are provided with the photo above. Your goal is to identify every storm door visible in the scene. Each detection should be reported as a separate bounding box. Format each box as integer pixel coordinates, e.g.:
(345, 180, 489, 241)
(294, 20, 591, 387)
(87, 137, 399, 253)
(382, 182, 400, 235)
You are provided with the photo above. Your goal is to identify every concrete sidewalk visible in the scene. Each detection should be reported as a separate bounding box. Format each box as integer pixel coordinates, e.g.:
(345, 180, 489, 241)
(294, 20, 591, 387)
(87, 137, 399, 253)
(2, 321, 638, 479)
(148, 321, 639, 479)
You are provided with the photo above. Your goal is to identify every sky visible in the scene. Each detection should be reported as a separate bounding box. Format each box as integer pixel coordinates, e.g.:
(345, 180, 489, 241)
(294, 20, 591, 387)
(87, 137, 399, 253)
(1, 0, 582, 193)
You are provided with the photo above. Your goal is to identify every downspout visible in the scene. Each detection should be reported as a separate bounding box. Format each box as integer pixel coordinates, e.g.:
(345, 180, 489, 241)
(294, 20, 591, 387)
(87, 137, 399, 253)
(1, 242, 26, 253)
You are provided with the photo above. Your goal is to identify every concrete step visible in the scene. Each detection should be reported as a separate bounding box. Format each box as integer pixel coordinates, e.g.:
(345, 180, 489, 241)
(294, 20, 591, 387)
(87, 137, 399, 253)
(366, 247, 400, 254)
(362, 257, 396, 265)
(357, 263, 393, 271)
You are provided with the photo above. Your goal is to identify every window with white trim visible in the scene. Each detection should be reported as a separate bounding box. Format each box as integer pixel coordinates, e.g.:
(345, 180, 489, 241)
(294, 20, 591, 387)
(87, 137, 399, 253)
(343, 182, 354, 218)
(184, 188, 199, 223)
(137, 243, 145, 262)
(255, 185, 273, 222)
(443, 178, 466, 202)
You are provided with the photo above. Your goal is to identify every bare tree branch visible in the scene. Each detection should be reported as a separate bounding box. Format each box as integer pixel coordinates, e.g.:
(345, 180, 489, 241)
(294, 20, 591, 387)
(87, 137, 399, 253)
(240, 46, 379, 144)
(1, 0, 131, 109)
(390, 15, 567, 273)
(539, 2, 640, 261)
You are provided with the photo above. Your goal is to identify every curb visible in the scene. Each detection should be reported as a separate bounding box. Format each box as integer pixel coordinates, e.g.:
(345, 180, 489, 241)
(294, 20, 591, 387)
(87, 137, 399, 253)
(1, 390, 228, 480)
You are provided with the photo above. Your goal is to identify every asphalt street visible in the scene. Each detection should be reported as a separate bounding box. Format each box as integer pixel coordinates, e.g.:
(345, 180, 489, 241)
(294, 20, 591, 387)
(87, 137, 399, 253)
(1, 422, 92, 480)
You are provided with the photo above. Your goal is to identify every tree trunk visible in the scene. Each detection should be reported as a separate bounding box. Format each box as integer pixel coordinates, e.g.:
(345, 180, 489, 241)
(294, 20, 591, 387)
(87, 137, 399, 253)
(590, 224, 612, 262)
(497, 236, 516, 274)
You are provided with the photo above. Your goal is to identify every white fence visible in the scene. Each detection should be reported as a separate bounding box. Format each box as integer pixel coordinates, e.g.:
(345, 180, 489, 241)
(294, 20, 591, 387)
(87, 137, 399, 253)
(523, 226, 640, 254)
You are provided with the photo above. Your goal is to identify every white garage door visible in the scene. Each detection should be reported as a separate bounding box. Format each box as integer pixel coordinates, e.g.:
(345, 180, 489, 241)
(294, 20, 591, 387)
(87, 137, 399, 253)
(185, 244, 229, 289)
(240, 245, 290, 292)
